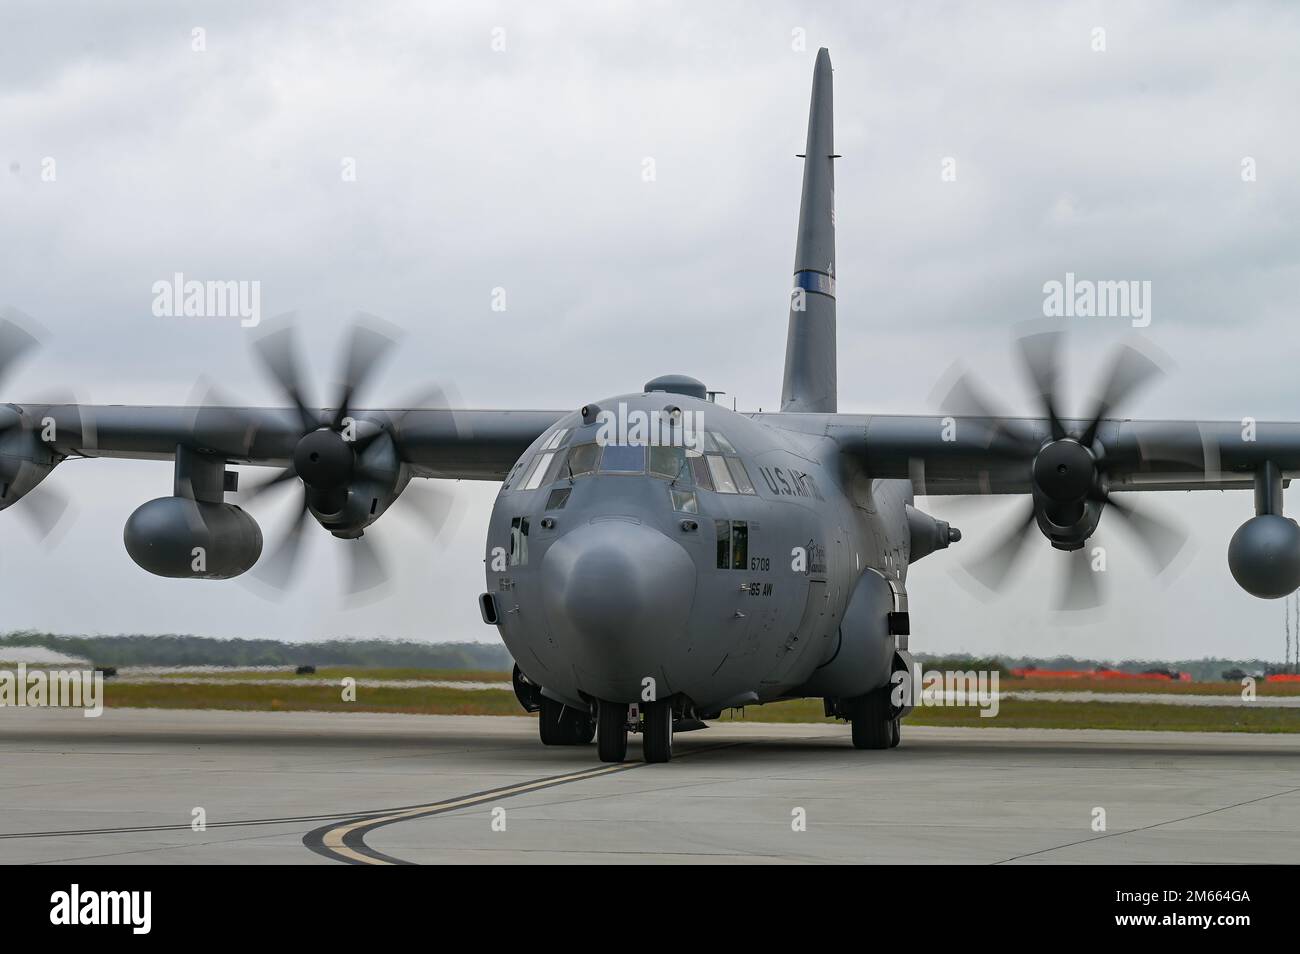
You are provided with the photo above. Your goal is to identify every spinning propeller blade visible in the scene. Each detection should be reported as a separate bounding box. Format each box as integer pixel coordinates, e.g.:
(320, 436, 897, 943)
(946, 329, 1189, 611)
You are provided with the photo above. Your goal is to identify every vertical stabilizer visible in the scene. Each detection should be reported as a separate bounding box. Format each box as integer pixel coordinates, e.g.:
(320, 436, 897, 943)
(780, 47, 837, 413)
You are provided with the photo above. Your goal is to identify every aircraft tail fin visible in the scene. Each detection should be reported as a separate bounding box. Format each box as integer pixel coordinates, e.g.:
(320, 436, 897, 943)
(780, 48, 837, 413)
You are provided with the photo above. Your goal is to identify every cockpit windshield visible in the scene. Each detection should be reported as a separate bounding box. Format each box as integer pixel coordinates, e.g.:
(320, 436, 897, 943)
(599, 444, 645, 474)
(506, 429, 756, 510)
(566, 442, 600, 477)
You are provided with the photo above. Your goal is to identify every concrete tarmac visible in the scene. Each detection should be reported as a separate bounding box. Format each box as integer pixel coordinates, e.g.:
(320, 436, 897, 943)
(1, 708, 1297, 864)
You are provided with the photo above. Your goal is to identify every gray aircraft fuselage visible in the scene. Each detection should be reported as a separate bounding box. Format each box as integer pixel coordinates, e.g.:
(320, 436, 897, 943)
(487, 387, 913, 713)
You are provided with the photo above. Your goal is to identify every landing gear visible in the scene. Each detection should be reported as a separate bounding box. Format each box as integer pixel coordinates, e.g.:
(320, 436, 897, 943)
(888, 714, 902, 748)
(538, 696, 595, 746)
(848, 687, 894, 750)
(642, 698, 674, 763)
(596, 700, 629, 762)
(572, 715, 597, 745)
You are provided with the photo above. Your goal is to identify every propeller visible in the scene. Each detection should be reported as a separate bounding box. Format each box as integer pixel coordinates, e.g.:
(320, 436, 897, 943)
(244, 465, 455, 598)
(0, 308, 74, 542)
(939, 328, 1189, 610)
(231, 313, 459, 597)
(247, 318, 396, 500)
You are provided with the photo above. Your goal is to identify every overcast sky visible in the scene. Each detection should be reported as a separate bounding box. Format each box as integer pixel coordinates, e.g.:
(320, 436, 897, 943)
(2, 1, 1299, 661)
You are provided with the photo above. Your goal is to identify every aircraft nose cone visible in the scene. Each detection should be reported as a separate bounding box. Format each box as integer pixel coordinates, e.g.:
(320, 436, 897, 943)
(541, 519, 696, 697)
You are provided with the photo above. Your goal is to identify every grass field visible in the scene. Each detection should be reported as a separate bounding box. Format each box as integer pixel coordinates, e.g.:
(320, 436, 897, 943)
(995, 676, 1300, 696)
(88, 674, 1300, 733)
(720, 698, 1300, 733)
(103, 681, 524, 716)
(122, 667, 511, 683)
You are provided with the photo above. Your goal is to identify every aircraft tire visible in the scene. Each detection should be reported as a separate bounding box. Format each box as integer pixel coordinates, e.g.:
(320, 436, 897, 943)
(597, 699, 629, 762)
(571, 716, 596, 745)
(849, 688, 892, 750)
(539, 696, 594, 745)
(642, 699, 673, 763)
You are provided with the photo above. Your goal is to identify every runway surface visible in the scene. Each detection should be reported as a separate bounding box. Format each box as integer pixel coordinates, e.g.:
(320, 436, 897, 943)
(1, 708, 1298, 864)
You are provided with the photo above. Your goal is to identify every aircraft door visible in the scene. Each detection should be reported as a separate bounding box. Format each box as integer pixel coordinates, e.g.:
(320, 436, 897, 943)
(766, 578, 829, 689)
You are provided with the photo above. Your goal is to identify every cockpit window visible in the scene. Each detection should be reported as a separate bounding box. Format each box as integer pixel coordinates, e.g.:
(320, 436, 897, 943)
(706, 455, 736, 493)
(502, 457, 527, 491)
(521, 452, 556, 491)
(599, 444, 645, 474)
(670, 488, 698, 513)
(541, 428, 569, 451)
(688, 452, 714, 491)
(547, 448, 570, 483)
(725, 458, 756, 494)
(704, 430, 737, 454)
(649, 445, 685, 480)
(524, 437, 753, 498)
(697, 454, 756, 495)
(509, 517, 529, 566)
(567, 442, 600, 477)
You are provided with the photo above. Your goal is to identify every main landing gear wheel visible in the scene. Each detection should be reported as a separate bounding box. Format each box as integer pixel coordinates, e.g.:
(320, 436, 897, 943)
(571, 715, 596, 745)
(849, 688, 893, 750)
(597, 700, 629, 762)
(642, 699, 674, 763)
(538, 696, 595, 746)
(888, 715, 902, 748)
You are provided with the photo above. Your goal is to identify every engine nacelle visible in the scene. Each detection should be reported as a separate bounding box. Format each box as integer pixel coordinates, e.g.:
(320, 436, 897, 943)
(124, 497, 263, 579)
(301, 431, 407, 539)
(0, 406, 58, 508)
(1227, 514, 1300, 599)
(308, 477, 403, 539)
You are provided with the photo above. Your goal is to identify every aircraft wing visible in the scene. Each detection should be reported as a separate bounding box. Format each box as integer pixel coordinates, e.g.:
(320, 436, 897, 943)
(763, 410, 1300, 604)
(816, 414, 1295, 496)
(15, 404, 564, 481)
(0, 397, 563, 588)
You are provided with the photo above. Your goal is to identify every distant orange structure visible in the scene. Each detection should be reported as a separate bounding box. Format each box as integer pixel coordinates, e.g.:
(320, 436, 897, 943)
(1265, 673, 1300, 683)
(1011, 668, 1191, 682)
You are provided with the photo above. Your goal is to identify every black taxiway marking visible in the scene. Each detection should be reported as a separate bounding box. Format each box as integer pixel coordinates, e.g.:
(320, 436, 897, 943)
(303, 742, 747, 865)
(0, 808, 402, 840)
(302, 762, 645, 865)
(0, 743, 744, 862)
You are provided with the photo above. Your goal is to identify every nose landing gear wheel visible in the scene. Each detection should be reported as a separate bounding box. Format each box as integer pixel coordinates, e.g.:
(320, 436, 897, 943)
(848, 687, 893, 750)
(538, 696, 595, 745)
(597, 700, 628, 762)
(642, 699, 674, 763)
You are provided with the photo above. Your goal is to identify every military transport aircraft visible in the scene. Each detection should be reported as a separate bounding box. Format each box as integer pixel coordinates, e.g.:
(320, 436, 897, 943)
(3, 49, 1298, 763)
